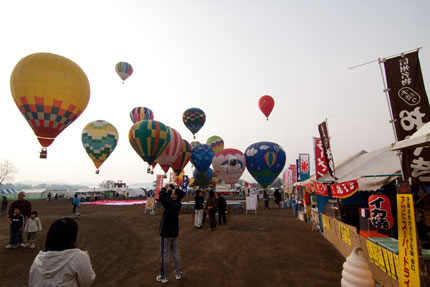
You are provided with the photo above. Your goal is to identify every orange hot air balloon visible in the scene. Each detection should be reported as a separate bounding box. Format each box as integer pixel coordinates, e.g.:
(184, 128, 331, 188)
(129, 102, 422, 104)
(10, 53, 90, 158)
(258, 95, 274, 120)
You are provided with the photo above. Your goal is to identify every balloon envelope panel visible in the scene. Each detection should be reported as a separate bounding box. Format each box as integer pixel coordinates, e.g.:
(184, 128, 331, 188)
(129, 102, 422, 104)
(245, 142, 286, 188)
(206, 135, 224, 154)
(171, 139, 192, 176)
(157, 126, 182, 166)
(10, 53, 90, 147)
(190, 144, 214, 172)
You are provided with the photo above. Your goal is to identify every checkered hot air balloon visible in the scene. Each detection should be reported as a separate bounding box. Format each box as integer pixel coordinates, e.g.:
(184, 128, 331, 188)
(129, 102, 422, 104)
(130, 107, 154, 123)
(129, 120, 170, 166)
(10, 53, 90, 158)
(244, 142, 286, 188)
(82, 120, 119, 174)
(206, 135, 224, 155)
(182, 107, 206, 139)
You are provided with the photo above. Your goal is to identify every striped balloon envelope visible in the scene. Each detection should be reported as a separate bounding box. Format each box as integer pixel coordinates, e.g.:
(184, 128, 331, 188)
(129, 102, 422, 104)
(130, 107, 154, 123)
(129, 120, 170, 165)
(82, 120, 119, 174)
(157, 126, 182, 174)
(115, 62, 133, 82)
(171, 139, 192, 176)
(10, 53, 90, 157)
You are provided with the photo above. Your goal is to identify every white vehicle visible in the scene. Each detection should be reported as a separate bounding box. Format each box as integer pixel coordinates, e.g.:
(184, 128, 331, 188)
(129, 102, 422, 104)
(66, 191, 103, 202)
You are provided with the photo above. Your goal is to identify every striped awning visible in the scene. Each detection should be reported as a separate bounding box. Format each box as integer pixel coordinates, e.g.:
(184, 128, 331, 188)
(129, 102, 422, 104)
(1, 189, 18, 194)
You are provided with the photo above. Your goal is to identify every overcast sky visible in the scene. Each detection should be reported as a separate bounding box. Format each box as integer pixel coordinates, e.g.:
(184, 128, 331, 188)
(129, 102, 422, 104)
(1, 0, 429, 186)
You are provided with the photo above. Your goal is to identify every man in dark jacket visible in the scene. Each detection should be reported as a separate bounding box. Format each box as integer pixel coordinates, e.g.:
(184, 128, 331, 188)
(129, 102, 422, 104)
(157, 187, 184, 284)
(8, 191, 31, 247)
(217, 193, 227, 225)
(194, 190, 204, 229)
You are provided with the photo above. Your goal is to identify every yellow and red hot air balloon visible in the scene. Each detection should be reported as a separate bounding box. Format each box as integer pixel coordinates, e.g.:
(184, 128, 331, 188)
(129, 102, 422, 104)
(10, 53, 90, 158)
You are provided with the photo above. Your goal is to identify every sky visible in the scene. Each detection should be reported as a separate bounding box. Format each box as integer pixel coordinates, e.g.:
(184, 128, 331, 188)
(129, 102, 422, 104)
(1, 0, 430, 186)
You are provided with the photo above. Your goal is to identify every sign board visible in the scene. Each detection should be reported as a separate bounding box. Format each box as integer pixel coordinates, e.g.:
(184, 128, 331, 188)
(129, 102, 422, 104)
(145, 197, 155, 214)
(246, 195, 257, 214)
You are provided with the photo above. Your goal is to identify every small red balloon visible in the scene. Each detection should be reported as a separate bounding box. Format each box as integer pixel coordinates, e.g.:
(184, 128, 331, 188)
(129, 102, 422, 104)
(258, 95, 275, 120)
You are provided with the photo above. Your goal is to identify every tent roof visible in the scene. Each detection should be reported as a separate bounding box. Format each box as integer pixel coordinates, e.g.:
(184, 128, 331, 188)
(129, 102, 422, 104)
(299, 150, 367, 186)
(391, 121, 430, 151)
(21, 189, 48, 194)
(319, 145, 401, 191)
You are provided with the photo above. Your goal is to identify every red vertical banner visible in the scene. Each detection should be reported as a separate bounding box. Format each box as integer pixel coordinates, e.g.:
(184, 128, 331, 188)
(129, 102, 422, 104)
(368, 195, 394, 230)
(313, 137, 329, 179)
(154, 174, 164, 200)
(290, 164, 297, 185)
(383, 51, 430, 185)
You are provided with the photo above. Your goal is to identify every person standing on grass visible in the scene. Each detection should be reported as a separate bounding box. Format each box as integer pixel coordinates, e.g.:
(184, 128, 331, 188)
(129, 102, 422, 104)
(157, 187, 184, 284)
(194, 189, 204, 229)
(217, 192, 227, 225)
(206, 189, 218, 231)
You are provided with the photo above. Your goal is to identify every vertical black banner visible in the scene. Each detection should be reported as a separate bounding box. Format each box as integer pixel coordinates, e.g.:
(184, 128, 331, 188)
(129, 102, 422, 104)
(318, 121, 336, 179)
(384, 51, 430, 185)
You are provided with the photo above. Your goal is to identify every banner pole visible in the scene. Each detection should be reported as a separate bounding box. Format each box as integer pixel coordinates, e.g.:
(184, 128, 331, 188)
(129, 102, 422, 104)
(377, 58, 405, 182)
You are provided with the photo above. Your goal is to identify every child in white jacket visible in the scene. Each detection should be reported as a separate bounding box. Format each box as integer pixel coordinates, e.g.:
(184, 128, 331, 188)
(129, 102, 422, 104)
(24, 211, 42, 248)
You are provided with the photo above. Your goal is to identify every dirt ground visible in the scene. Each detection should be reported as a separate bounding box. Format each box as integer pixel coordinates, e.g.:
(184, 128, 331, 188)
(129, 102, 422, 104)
(0, 197, 345, 287)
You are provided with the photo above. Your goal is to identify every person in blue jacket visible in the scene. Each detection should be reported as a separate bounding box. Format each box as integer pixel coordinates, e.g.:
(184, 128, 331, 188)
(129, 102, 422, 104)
(156, 186, 184, 284)
(72, 194, 80, 217)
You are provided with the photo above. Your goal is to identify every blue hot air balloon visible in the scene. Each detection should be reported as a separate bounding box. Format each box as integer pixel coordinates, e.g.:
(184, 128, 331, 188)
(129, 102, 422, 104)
(193, 167, 213, 181)
(244, 142, 286, 188)
(190, 144, 214, 172)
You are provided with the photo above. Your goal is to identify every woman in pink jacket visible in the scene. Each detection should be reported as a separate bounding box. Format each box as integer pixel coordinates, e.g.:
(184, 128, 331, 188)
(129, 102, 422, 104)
(29, 217, 96, 287)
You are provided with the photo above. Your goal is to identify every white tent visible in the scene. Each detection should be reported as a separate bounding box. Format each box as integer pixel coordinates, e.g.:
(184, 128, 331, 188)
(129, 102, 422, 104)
(318, 145, 401, 191)
(21, 189, 50, 198)
(125, 188, 147, 197)
(391, 121, 430, 151)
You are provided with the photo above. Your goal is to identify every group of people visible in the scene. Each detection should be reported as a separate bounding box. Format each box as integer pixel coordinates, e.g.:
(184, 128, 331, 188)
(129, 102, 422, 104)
(193, 189, 227, 230)
(4, 191, 42, 249)
(263, 189, 282, 210)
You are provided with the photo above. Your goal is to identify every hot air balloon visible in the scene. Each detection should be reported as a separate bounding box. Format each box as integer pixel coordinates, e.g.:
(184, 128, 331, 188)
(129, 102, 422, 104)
(212, 148, 246, 184)
(115, 62, 133, 83)
(193, 167, 213, 181)
(183, 108, 206, 139)
(206, 135, 224, 155)
(129, 120, 170, 165)
(244, 142, 286, 188)
(130, 107, 154, 123)
(148, 160, 158, 174)
(258, 95, 274, 120)
(191, 140, 201, 147)
(82, 120, 118, 174)
(171, 139, 192, 176)
(190, 144, 214, 172)
(157, 126, 182, 175)
(10, 53, 90, 158)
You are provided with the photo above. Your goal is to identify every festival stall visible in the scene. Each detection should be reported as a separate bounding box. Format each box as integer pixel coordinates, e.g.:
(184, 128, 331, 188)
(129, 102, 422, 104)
(308, 145, 430, 286)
